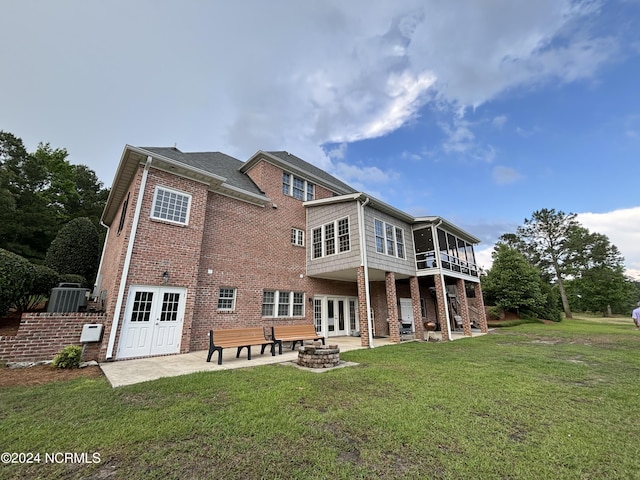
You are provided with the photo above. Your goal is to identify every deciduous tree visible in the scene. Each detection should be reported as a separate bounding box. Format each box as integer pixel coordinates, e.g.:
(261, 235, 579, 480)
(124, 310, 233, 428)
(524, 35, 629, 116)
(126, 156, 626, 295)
(0, 131, 109, 262)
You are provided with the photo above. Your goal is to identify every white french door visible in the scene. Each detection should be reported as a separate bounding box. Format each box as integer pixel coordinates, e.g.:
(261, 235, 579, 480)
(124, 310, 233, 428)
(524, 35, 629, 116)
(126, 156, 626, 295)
(118, 286, 186, 359)
(316, 296, 358, 337)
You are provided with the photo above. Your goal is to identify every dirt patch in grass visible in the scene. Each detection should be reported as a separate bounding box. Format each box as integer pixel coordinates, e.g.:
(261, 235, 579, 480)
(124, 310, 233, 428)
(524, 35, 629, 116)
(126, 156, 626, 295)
(0, 364, 104, 387)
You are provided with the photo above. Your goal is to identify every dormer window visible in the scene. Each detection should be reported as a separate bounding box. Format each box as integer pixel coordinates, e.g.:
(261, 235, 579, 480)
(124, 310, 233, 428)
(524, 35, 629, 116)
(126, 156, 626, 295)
(283, 172, 314, 201)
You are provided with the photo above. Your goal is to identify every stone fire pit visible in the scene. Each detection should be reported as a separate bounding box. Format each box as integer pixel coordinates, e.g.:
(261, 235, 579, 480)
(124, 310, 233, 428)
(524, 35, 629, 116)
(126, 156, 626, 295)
(297, 343, 340, 369)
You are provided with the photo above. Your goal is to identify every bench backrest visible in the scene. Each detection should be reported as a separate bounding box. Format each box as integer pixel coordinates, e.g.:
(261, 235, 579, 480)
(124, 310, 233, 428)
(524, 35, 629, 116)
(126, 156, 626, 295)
(212, 327, 267, 345)
(273, 325, 319, 338)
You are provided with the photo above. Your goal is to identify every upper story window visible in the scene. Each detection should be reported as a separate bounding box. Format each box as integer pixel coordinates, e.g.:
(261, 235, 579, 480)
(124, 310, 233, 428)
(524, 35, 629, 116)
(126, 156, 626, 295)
(374, 219, 405, 259)
(312, 217, 350, 259)
(282, 172, 314, 201)
(151, 186, 191, 225)
(116, 192, 130, 236)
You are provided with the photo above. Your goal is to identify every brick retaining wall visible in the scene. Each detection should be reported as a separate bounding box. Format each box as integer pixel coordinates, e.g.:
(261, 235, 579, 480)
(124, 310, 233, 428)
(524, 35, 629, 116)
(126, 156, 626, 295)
(0, 313, 107, 363)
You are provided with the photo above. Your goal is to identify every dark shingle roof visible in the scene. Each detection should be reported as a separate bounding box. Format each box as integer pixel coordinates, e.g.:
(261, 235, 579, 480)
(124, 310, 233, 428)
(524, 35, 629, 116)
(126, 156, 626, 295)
(266, 151, 357, 195)
(140, 147, 265, 196)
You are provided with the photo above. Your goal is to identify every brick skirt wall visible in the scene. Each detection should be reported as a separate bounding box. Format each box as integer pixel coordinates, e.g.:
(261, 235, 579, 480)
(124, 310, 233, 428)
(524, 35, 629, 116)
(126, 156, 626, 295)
(0, 313, 107, 363)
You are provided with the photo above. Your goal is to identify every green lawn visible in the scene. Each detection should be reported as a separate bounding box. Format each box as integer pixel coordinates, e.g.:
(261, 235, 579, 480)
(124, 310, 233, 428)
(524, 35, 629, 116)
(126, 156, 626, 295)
(2, 315, 640, 479)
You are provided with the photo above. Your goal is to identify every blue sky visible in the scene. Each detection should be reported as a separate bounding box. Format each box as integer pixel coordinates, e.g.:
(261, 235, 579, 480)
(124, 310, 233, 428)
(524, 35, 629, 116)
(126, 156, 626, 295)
(1, 0, 639, 278)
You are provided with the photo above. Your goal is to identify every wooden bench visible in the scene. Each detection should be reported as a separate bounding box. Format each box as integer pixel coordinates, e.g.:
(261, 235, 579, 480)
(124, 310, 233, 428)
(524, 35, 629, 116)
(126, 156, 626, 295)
(207, 327, 276, 365)
(271, 325, 325, 354)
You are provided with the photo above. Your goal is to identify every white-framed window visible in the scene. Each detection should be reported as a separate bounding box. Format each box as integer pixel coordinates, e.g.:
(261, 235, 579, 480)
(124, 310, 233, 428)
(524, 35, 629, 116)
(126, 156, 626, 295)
(312, 217, 350, 259)
(262, 290, 305, 317)
(291, 228, 304, 246)
(217, 287, 236, 311)
(151, 186, 191, 225)
(374, 218, 405, 259)
(282, 172, 314, 201)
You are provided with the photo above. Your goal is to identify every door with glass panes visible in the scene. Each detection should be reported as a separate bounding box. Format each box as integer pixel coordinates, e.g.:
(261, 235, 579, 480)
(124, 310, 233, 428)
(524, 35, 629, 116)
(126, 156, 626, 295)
(314, 297, 358, 337)
(118, 286, 186, 359)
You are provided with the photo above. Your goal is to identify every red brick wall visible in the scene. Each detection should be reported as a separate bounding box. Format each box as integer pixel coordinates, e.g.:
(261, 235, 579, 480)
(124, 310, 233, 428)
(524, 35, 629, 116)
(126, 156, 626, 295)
(189, 159, 355, 351)
(121, 169, 208, 355)
(0, 313, 106, 363)
(97, 168, 143, 360)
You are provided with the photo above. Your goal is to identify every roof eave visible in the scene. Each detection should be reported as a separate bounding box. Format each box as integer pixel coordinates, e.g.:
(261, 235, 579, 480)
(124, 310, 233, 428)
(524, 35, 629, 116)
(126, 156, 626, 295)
(414, 216, 482, 244)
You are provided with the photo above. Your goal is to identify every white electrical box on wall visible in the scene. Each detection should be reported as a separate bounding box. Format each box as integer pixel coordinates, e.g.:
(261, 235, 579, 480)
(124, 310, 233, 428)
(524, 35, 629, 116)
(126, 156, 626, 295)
(80, 324, 104, 343)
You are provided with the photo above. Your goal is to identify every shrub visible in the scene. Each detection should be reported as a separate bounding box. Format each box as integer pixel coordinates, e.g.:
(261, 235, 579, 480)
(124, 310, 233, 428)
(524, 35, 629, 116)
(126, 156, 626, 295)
(52, 345, 83, 369)
(45, 217, 100, 285)
(14, 264, 59, 312)
(487, 306, 503, 320)
(0, 248, 35, 317)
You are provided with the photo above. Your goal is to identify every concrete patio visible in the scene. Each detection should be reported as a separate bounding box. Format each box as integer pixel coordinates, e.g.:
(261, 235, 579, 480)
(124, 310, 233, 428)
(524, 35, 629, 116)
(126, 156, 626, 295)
(100, 331, 486, 387)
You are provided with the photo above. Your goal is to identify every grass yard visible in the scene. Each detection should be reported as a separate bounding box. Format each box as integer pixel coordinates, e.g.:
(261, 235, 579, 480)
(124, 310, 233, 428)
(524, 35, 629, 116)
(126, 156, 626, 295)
(2, 315, 640, 479)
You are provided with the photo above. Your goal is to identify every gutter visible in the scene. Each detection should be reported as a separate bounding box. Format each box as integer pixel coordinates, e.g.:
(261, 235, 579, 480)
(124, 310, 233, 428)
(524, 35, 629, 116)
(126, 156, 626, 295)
(105, 156, 152, 359)
(357, 196, 374, 348)
(92, 223, 110, 299)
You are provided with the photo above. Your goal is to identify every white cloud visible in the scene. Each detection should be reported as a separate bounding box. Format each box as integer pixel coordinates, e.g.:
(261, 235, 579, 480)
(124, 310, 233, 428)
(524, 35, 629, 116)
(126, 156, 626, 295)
(577, 206, 640, 280)
(474, 245, 496, 273)
(492, 115, 508, 128)
(492, 165, 524, 185)
(0, 0, 621, 192)
(474, 207, 640, 280)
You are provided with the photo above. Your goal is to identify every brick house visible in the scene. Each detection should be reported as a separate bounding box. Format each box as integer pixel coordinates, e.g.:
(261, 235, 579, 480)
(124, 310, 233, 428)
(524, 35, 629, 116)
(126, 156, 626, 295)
(95, 146, 487, 361)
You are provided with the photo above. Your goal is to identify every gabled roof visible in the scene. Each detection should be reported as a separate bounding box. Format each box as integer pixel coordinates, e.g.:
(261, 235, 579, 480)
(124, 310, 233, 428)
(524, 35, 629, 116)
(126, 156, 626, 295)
(241, 150, 357, 196)
(141, 147, 265, 197)
(101, 145, 270, 226)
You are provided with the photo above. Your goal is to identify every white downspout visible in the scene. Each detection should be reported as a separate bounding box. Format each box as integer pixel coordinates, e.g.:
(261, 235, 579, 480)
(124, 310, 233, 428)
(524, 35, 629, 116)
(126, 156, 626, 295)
(93, 225, 109, 298)
(433, 220, 453, 341)
(357, 196, 374, 348)
(105, 157, 152, 359)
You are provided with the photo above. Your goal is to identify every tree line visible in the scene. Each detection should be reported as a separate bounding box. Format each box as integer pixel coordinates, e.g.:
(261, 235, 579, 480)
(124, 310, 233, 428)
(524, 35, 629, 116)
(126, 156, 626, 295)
(0, 131, 109, 316)
(482, 208, 639, 320)
(0, 130, 109, 263)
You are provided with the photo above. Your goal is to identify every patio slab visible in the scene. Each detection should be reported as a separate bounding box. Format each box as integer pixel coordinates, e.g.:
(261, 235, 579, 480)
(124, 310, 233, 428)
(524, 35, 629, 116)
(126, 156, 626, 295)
(100, 336, 393, 387)
(99, 332, 487, 387)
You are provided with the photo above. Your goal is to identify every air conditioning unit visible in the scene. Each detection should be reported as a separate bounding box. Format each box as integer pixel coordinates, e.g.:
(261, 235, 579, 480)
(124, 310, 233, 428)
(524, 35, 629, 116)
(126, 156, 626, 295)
(47, 286, 89, 313)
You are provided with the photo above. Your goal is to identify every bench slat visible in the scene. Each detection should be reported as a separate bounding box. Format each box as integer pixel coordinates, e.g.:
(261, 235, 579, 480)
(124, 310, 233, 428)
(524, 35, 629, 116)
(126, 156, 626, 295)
(271, 325, 325, 354)
(207, 327, 275, 365)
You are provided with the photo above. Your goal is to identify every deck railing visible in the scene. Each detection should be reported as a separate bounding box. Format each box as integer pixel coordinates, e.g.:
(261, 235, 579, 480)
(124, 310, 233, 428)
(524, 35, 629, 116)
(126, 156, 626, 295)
(415, 251, 479, 277)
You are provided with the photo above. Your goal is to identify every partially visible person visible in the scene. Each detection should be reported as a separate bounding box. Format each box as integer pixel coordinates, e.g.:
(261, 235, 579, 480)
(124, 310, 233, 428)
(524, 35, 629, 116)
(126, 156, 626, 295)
(633, 302, 640, 329)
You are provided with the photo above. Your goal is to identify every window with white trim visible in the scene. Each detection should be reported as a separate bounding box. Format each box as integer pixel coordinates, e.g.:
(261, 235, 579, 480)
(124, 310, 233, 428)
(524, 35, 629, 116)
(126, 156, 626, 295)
(151, 186, 191, 225)
(217, 287, 236, 311)
(311, 217, 350, 259)
(282, 172, 314, 201)
(291, 228, 304, 246)
(262, 290, 305, 317)
(374, 218, 405, 259)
